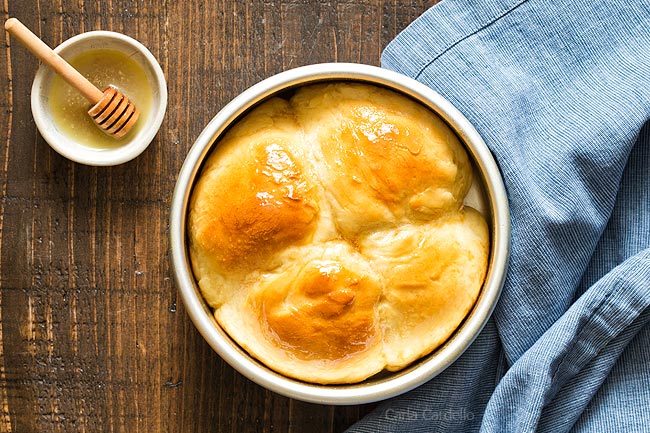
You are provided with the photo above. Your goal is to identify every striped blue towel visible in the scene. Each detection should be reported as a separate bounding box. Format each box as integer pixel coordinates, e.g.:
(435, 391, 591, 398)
(349, 0, 650, 431)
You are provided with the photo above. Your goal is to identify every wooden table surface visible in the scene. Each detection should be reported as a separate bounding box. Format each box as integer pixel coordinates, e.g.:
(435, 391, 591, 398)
(0, 1, 435, 432)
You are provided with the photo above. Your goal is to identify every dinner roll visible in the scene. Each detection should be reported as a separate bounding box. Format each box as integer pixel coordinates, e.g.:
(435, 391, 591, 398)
(293, 82, 472, 238)
(218, 242, 386, 384)
(359, 209, 489, 369)
(188, 98, 320, 305)
(188, 82, 489, 384)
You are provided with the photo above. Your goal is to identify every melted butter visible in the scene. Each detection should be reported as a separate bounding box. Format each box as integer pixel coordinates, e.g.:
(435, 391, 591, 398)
(48, 49, 153, 149)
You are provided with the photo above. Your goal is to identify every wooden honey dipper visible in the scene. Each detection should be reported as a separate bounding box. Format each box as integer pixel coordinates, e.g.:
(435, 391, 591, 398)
(5, 18, 140, 138)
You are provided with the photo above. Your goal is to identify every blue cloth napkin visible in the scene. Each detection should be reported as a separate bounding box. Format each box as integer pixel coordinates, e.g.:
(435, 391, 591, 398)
(348, 0, 650, 431)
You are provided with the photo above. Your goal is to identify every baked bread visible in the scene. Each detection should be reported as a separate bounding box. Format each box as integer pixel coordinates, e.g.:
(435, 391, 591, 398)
(188, 82, 489, 384)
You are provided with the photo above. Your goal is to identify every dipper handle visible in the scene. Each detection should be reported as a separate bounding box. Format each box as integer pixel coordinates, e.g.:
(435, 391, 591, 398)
(5, 18, 103, 103)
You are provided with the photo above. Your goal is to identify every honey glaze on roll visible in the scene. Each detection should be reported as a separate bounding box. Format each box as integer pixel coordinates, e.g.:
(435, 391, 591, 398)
(254, 258, 381, 361)
(217, 243, 386, 384)
(190, 99, 318, 265)
(292, 82, 472, 238)
(188, 99, 320, 306)
(188, 82, 489, 384)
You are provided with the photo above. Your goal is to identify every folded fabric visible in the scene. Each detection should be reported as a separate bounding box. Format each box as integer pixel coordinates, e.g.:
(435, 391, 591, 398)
(348, 0, 650, 431)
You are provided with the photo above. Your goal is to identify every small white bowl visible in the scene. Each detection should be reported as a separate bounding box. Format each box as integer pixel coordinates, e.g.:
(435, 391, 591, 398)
(31, 31, 167, 166)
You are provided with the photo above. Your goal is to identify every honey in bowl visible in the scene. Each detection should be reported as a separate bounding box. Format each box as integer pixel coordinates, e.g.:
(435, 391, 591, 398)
(48, 48, 152, 148)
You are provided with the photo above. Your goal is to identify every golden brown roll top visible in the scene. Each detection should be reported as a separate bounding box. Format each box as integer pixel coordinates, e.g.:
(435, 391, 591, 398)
(218, 244, 386, 384)
(293, 83, 472, 237)
(360, 208, 489, 369)
(189, 98, 319, 274)
(253, 256, 381, 362)
(188, 82, 490, 384)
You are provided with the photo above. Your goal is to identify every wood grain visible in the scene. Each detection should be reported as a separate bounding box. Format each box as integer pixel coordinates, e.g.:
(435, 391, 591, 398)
(0, 1, 435, 431)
